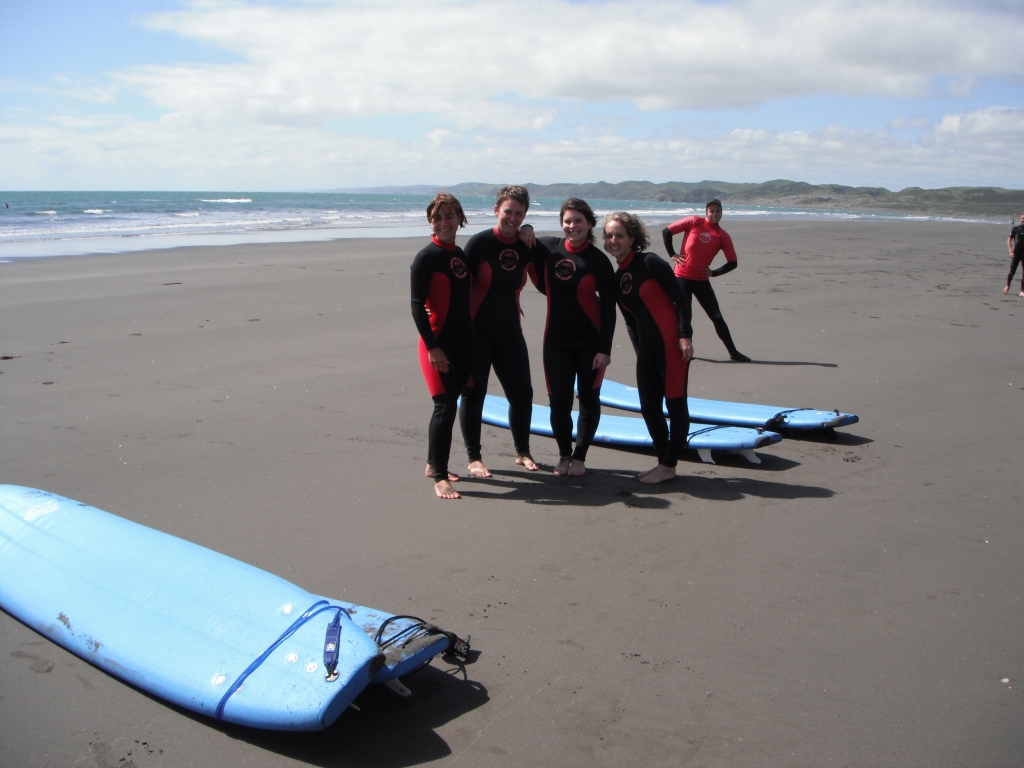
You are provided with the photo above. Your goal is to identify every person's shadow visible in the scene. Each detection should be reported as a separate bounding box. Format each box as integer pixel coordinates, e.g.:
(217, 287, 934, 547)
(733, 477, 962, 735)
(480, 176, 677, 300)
(695, 356, 838, 368)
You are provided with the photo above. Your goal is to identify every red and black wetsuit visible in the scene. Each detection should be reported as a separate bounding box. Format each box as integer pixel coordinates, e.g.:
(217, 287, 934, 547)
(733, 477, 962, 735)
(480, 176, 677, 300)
(458, 226, 541, 462)
(614, 251, 692, 468)
(411, 235, 474, 483)
(536, 236, 617, 462)
(663, 216, 741, 357)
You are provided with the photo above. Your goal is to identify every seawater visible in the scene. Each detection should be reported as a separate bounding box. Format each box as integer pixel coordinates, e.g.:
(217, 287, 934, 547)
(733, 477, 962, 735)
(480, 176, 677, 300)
(0, 190, 999, 259)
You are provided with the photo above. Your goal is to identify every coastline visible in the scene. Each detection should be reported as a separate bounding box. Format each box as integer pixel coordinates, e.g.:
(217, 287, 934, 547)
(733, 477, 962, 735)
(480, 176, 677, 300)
(2, 220, 1022, 765)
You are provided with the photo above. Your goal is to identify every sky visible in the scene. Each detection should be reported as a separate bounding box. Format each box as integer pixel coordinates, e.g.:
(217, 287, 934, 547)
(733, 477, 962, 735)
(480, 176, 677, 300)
(1, 0, 1022, 192)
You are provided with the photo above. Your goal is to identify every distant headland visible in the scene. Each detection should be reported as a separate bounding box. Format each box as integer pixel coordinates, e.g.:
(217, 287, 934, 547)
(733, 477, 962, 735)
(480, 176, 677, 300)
(329, 180, 1024, 217)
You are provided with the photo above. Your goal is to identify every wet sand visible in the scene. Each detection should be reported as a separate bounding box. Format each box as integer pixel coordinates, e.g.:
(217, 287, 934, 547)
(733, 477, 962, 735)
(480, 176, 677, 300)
(1, 220, 1021, 767)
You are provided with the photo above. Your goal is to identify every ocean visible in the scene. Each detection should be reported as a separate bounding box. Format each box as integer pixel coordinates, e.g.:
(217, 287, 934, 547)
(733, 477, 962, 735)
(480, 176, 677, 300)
(0, 190, 1001, 259)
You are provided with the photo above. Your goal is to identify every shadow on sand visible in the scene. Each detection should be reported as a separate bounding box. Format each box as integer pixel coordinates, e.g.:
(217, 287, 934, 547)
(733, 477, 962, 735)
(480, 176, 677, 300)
(694, 356, 838, 368)
(212, 656, 488, 767)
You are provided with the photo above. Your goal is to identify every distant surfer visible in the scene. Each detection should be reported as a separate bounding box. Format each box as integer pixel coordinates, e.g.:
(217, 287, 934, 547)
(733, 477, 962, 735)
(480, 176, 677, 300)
(605, 212, 693, 484)
(519, 199, 617, 476)
(458, 186, 542, 477)
(1006, 212, 1024, 297)
(411, 193, 474, 499)
(662, 200, 750, 362)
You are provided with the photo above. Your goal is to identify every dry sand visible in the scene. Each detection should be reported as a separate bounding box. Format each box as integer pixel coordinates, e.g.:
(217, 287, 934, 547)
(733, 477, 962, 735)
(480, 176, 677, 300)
(1, 219, 1021, 767)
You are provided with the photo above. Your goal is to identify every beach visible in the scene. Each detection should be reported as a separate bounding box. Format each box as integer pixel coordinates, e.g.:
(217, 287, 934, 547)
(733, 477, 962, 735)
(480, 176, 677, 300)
(1, 219, 1021, 766)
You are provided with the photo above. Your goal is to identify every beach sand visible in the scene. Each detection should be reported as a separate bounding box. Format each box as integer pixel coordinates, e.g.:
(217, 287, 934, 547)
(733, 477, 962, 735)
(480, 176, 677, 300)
(1, 220, 1021, 767)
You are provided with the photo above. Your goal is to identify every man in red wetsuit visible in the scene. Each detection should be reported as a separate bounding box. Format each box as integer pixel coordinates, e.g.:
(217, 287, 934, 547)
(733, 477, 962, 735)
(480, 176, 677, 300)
(662, 199, 750, 362)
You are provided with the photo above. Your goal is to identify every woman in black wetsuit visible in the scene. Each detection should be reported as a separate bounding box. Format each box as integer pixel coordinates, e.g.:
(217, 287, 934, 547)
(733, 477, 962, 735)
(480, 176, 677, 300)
(411, 193, 474, 499)
(604, 212, 694, 484)
(521, 199, 616, 476)
(458, 186, 542, 477)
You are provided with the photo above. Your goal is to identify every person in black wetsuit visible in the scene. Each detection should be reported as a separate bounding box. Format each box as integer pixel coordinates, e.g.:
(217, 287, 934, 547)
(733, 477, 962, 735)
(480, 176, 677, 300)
(411, 192, 475, 499)
(605, 212, 694, 484)
(458, 185, 542, 477)
(520, 199, 616, 476)
(1006, 212, 1024, 297)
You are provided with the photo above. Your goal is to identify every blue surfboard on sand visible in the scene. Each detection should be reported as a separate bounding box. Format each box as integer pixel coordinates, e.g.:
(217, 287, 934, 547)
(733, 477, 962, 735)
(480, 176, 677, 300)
(598, 380, 859, 432)
(480, 394, 781, 464)
(0, 485, 463, 731)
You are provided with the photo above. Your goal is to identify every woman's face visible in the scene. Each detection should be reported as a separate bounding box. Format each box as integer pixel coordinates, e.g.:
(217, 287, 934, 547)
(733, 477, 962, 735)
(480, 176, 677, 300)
(561, 208, 592, 246)
(494, 198, 527, 237)
(430, 204, 460, 246)
(602, 219, 634, 261)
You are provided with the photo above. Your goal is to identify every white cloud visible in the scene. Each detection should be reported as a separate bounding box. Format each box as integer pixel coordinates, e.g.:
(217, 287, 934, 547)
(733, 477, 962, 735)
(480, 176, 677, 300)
(3, 1, 1022, 189)
(123, 0, 1023, 124)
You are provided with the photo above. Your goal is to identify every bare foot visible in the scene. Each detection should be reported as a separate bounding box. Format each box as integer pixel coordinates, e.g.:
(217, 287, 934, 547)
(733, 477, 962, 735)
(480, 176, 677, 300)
(516, 453, 540, 471)
(1004, 285, 1010, 295)
(637, 465, 657, 478)
(567, 458, 586, 476)
(425, 464, 460, 482)
(1019, 291, 1024, 298)
(553, 457, 572, 475)
(467, 460, 492, 479)
(434, 479, 461, 499)
(638, 464, 676, 484)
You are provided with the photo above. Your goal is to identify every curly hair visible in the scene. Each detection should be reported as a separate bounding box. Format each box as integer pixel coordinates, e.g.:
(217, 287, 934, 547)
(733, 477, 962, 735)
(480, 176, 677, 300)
(603, 211, 649, 253)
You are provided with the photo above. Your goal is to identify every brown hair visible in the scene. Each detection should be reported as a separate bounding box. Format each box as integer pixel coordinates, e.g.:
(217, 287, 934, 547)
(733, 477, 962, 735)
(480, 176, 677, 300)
(603, 212, 649, 252)
(706, 198, 723, 211)
(495, 185, 530, 212)
(560, 198, 597, 243)
(426, 192, 467, 227)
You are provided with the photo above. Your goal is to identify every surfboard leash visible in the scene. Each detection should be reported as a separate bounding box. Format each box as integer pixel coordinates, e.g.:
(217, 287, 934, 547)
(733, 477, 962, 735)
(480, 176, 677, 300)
(214, 599, 351, 720)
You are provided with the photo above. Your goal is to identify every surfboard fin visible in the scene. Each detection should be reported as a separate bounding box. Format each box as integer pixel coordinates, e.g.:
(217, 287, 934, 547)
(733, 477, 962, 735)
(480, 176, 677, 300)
(697, 449, 715, 464)
(385, 679, 412, 697)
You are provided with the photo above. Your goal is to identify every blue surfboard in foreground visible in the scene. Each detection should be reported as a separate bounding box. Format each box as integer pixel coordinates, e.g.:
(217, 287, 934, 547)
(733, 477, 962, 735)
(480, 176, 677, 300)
(0, 485, 461, 731)
(598, 380, 859, 431)
(480, 394, 781, 464)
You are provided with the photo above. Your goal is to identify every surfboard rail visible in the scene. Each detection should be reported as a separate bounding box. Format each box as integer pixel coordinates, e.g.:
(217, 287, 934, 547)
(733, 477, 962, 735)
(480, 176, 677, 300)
(598, 380, 859, 431)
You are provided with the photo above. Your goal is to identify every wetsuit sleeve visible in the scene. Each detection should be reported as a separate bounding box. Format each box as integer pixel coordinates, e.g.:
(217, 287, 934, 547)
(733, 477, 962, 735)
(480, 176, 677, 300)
(528, 240, 551, 293)
(537, 236, 562, 250)
(410, 250, 440, 349)
(646, 253, 692, 339)
(594, 253, 617, 355)
(662, 226, 677, 256)
(711, 261, 737, 277)
(619, 304, 640, 355)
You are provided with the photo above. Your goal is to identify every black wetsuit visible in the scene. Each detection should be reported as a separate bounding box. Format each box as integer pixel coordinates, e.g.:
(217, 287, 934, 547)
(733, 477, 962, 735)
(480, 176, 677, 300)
(536, 236, 617, 462)
(1009, 224, 1024, 292)
(459, 227, 540, 462)
(614, 251, 692, 468)
(411, 236, 474, 483)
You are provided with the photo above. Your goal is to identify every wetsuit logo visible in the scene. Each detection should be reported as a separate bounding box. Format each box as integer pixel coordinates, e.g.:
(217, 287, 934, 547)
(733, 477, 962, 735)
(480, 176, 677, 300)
(619, 272, 633, 295)
(699, 232, 713, 244)
(498, 248, 520, 271)
(554, 257, 576, 280)
(450, 256, 467, 278)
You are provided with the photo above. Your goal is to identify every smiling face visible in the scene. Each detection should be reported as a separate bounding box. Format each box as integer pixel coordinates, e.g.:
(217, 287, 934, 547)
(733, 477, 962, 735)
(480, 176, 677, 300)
(561, 208, 592, 247)
(430, 204, 460, 246)
(705, 203, 723, 226)
(602, 219, 634, 262)
(494, 198, 527, 238)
